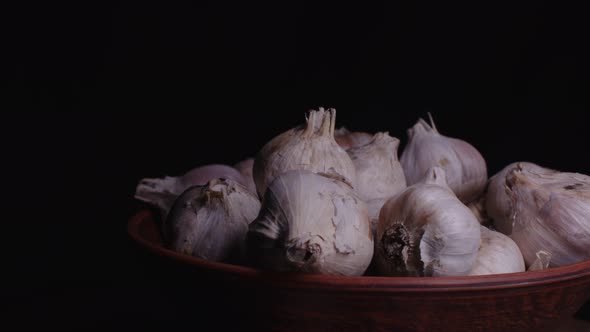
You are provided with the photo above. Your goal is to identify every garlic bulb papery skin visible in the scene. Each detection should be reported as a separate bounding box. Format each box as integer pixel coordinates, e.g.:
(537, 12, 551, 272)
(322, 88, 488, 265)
(247, 170, 373, 276)
(468, 226, 525, 276)
(253, 108, 357, 198)
(334, 127, 374, 150)
(486, 162, 553, 235)
(400, 117, 487, 203)
(233, 158, 257, 194)
(135, 164, 249, 220)
(165, 178, 261, 263)
(375, 167, 481, 277)
(347, 132, 407, 203)
(503, 167, 590, 267)
(527, 250, 552, 271)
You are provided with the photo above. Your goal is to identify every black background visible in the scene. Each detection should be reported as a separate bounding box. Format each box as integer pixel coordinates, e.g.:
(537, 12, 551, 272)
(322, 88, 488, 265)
(6, 0, 590, 330)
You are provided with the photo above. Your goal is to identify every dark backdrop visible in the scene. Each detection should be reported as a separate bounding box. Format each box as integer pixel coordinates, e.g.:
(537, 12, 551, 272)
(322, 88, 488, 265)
(6, 0, 590, 330)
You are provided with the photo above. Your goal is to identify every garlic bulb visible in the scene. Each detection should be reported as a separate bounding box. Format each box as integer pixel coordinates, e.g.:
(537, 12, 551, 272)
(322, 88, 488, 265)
(334, 127, 373, 150)
(375, 167, 481, 277)
(253, 108, 357, 198)
(468, 226, 525, 276)
(502, 166, 590, 267)
(400, 116, 487, 203)
(233, 158, 257, 194)
(165, 178, 261, 263)
(347, 132, 407, 203)
(135, 164, 249, 220)
(247, 170, 373, 276)
(486, 162, 552, 235)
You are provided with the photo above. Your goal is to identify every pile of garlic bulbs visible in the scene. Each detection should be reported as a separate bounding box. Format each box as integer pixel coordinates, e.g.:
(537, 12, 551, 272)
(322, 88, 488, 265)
(135, 108, 590, 277)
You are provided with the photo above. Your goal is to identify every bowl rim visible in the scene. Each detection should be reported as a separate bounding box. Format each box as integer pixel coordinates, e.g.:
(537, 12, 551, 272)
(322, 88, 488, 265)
(128, 209, 590, 293)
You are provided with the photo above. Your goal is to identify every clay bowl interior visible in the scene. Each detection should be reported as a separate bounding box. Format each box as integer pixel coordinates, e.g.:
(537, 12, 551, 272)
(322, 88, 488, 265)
(128, 210, 590, 331)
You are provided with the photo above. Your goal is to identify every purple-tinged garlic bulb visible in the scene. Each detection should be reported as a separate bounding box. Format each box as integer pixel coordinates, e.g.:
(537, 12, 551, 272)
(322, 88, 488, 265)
(485, 161, 553, 235)
(501, 166, 590, 267)
(375, 167, 481, 277)
(134, 164, 250, 220)
(400, 116, 487, 203)
(165, 178, 260, 263)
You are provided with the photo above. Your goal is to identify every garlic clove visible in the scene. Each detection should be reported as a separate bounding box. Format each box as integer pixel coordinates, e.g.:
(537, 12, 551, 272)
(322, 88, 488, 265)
(253, 108, 357, 198)
(165, 178, 261, 263)
(400, 116, 487, 203)
(486, 161, 554, 235)
(503, 166, 590, 267)
(135, 164, 251, 220)
(334, 127, 374, 150)
(347, 132, 407, 203)
(233, 158, 257, 194)
(375, 167, 481, 277)
(468, 226, 525, 276)
(247, 170, 373, 276)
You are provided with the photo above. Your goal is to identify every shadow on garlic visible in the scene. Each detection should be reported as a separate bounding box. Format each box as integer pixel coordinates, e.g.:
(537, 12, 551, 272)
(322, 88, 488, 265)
(468, 226, 525, 276)
(334, 127, 374, 150)
(253, 107, 357, 198)
(400, 115, 487, 203)
(233, 158, 257, 194)
(165, 178, 261, 264)
(135, 164, 251, 220)
(247, 170, 373, 276)
(375, 167, 481, 277)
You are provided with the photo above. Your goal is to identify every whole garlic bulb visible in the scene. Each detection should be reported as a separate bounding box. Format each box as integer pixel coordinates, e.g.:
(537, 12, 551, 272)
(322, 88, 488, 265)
(165, 178, 261, 263)
(502, 166, 590, 267)
(486, 162, 552, 235)
(135, 164, 250, 220)
(253, 108, 357, 198)
(347, 132, 407, 203)
(233, 158, 257, 194)
(400, 116, 487, 203)
(334, 127, 373, 150)
(375, 167, 481, 277)
(247, 170, 373, 276)
(468, 226, 525, 276)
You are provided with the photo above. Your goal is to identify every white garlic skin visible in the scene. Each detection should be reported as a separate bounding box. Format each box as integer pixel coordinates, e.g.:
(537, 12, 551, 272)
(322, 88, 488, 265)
(468, 226, 525, 276)
(486, 161, 552, 234)
(334, 127, 374, 150)
(253, 108, 357, 198)
(503, 167, 590, 267)
(233, 158, 257, 194)
(347, 132, 407, 203)
(135, 164, 250, 220)
(400, 117, 487, 203)
(247, 170, 373, 276)
(375, 167, 481, 277)
(165, 178, 261, 263)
